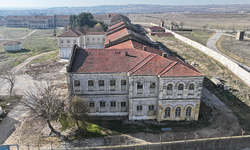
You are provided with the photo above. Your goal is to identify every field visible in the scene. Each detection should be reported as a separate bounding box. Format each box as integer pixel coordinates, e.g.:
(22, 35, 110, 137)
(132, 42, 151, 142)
(216, 35, 250, 67)
(128, 13, 250, 31)
(0, 27, 62, 71)
(0, 27, 32, 39)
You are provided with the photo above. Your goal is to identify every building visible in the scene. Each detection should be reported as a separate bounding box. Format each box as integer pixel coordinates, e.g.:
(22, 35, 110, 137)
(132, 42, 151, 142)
(65, 16, 205, 122)
(6, 15, 70, 29)
(57, 29, 106, 59)
(147, 26, 165, 33)
(93, 14, 116, 25)
(3, 41, 22, 52)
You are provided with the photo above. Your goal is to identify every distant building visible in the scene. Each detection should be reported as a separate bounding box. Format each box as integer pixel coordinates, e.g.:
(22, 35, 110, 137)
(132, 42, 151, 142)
(3, 41, 22, 52)
(147, 26, 165, 33)
(93, 14, 116, 25)
(57, 29, 106, 59)
(6, 15, 70, 29)
(236, 31, 244, 41)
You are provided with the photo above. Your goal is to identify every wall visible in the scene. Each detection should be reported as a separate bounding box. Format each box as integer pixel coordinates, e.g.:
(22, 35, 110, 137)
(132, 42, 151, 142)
(88, 135, 250, 150)
(4, 44, 22, 51)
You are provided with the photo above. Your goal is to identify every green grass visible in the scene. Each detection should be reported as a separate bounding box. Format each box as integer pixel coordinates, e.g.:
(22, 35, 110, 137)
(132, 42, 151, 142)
(0, 27, 33, 39)
(176, 29, 214, 46)
(29, 52, 58, 64)
(29, 29, 64, 38)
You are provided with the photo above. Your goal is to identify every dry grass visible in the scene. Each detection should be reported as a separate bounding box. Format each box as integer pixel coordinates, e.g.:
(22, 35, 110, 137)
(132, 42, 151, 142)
(216, 35, 250, 67)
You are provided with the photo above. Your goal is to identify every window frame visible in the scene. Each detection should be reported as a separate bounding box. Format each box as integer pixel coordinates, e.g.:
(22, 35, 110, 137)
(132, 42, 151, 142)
(89, 102, 95, 107)
(121, 102, 126, 107)
(100, 101, 106, 107)
(186, 107, 192, 117)
(175, 107, 181, 117)
(137, 105, 142, 111)
(149, 105, 154, 111)
(165, 107, 171, 118)
(110, 101, 116, 107)
(74, 80, 80, 86)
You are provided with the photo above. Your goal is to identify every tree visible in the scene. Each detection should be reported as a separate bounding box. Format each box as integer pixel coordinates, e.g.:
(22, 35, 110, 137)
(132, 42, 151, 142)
(60, 96, 89, 133)
(22, 82, 68, 140)
(179, 22, 185, 31)
(203, 24, 208, 32)
(0, 71, 16, 96)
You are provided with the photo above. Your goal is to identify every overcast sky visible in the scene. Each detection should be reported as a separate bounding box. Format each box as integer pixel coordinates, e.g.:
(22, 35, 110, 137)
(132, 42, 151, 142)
(1, 0, 250, 8)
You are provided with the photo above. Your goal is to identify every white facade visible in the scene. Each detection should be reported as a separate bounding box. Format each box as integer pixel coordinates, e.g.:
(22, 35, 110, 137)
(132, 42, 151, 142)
(4, 43, 22, 51)
(67, 72, 204, 121)
(58, 35, 105, 59)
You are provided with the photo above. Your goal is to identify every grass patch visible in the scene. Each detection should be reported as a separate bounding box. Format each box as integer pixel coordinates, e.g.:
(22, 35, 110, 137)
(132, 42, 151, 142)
(29, 29, 64, 38)
(0, 27, 32, 39)
(29, 51, 58, 64)
(176, 29, 214, 46)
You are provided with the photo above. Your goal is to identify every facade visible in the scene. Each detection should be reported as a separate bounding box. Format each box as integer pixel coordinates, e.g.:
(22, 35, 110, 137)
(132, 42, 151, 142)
(6, 15, 70, 29)
(66, 16, 205, 122)
(3, 41, 22, 51)
(147, 26, 165, 33)
(57, 29, 105, 59)
(93, 14, 116, 25)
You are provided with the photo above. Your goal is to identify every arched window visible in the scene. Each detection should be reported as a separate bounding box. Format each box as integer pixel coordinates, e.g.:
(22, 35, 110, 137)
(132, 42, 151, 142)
(188, 83, 195, 94)
(178, 84, 184, 90)
(99, 80, 105, 91)
(121, 79, 126, 91)
(88, 80, 94, 91)
(110, 80, 116, 91)
(175, 107, 181, 117)
(137, 82, 143, 94)
(149, 82, 156, 94)
(149, 105, 154, 111)
(74, 80, 80, 86)
(186, 107, 192, 117)
(167, 84, 173, 95)
(165, 107, 171, 118)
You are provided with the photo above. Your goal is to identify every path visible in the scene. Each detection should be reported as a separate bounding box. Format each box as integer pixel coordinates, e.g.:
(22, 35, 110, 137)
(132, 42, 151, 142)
(0, 51, 56, 144)
(206, 31, 250, 72)
(19, 30, 37, 39)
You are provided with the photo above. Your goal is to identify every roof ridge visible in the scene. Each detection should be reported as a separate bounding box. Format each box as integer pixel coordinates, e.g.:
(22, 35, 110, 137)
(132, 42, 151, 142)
(129, 54, 157, 74)
(71, 29, 81, 36)
(159, 61, 177, 76)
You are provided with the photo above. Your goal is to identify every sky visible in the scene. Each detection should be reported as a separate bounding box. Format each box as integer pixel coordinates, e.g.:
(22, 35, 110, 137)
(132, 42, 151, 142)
(1, 0, 250, 8)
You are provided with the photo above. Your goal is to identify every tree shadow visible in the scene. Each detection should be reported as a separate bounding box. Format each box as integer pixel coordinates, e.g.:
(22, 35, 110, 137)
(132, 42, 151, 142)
(0, 116, 19, 144)
(6, 49, 31, 54)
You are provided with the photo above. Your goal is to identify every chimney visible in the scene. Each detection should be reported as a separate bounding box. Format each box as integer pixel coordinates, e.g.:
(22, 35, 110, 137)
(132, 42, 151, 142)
(125, 51, 128, 56)
(162, 53, 168, 58)
(143, 46, 146, 51)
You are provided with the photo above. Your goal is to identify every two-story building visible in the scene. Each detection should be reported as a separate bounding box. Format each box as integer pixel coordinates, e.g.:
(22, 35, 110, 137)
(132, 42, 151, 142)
(57, 29, 106, 59)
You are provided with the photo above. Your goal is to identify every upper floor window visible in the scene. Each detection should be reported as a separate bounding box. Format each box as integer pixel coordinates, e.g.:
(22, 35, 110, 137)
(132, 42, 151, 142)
(149, 105, 154, 111)
(186, 107, 192, 117)
(110, 102, 116, 107)
(137, 105, 142, 111)
(189, 83, 195, 90)
(100, 101, 105, 107)
(74, 80, 80, 86)
(110, 80, 116, 91)
(178, 84, 184, 90)
(92, 38, 95, 40)
(88, 80, 94, 91)
(99, 80, 105, 91)
(167, 84, 173, 95)
(137, 82, 143, 94)
(175, 107, 181, 117)
(60, 40, 63, 43)
(74, 40, 76, 43)
(165, 107, 171, 118)
(149, 82, 156, 94)
(121, 79, 126, 91)
(67, 40, 70, 43)
(89, 102, 95, 107)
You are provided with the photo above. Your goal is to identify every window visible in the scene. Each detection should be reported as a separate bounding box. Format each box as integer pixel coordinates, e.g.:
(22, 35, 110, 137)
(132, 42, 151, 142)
(121, 102, 126, 107)
(149, 82, 156, 94)
(111, 102, 116, 107)
(110, 80, 116, 86)
(67, 40, 70, 43)
(89, 102, 95, 107)
(60, 40, 63, 43)
(92, 38, 95, 40)
(178, 84, 184, 90)
(110, 80, 116, 91)
(100, 102, 105, 107)
(74, 40, 76, 43)
(186, 107, 192, 117)
(167, 84, 173, 95)
(189, 83, 195, 90)
(149, 105, 154, 111)
(175, 107, 181, 117)
(74, 80, 80, 86)
(137, 82, 143, 94)
(87, 38, 89, 41)
(121, 79, 126, 91)
(137, 105, 142, 111)
(165, 107, 171, 118)
(88, 80, 94, 91)
(99, 80, 105, 91)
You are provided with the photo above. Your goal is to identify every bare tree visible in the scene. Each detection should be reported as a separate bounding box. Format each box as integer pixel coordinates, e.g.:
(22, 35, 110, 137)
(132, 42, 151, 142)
(179, 22, 185, 31)
(21, 82, 68, 140)
(202, 24, 208, 32)
(0, 71, 16, 96)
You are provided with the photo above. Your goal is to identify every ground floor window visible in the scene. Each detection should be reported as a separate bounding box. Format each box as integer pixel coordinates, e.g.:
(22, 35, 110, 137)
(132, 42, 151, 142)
(186, 107, 192, 117)
(175, 107, 181, 117)
(165, 107, 171, 118)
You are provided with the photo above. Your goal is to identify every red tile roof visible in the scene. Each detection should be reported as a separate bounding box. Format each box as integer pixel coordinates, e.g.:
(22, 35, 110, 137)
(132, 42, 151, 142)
(6, 15, 35, 20)
(69, 48, 204, 77)
(57, 29, 85, 37)
(33, 15, 54, 20)
(108, 21, 124, 31)
(105, 28, 129, 44)
(55, 15, 70, 19)
(106, 40, 163, 56)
